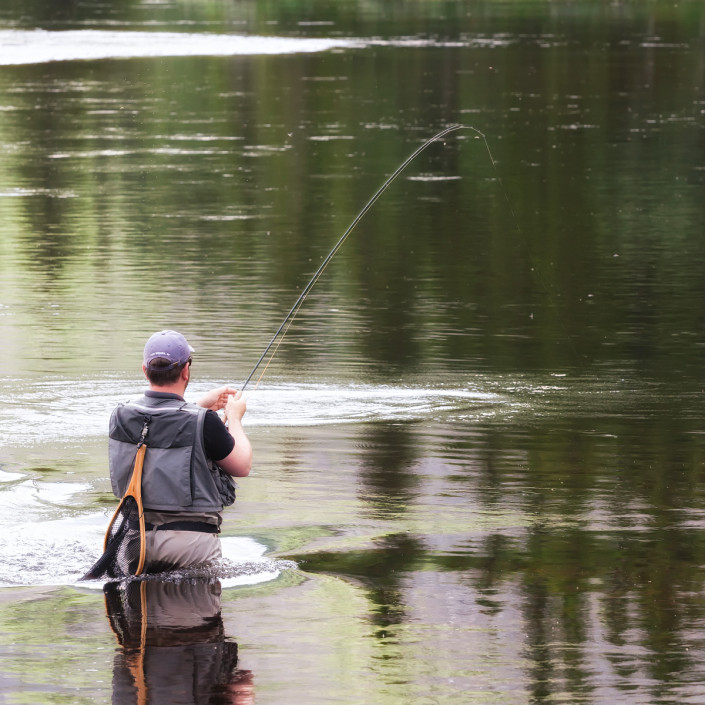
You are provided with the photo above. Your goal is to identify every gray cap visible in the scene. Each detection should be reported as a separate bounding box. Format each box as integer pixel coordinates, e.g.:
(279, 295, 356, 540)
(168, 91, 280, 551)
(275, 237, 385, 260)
(143, 330, 194, 370)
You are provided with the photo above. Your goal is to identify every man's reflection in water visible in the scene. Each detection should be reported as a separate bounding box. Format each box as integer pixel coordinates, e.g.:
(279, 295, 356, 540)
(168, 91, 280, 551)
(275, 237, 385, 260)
(104, 577, 254, 705)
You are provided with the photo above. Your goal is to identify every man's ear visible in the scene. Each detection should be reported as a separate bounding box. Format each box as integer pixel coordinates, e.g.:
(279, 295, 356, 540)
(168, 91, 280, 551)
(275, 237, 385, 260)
(142, 364, 148, 378)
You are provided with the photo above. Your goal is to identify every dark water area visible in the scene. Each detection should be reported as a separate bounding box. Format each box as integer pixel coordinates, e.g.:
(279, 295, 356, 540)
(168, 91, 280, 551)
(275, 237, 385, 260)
(1, 1, 705, 703)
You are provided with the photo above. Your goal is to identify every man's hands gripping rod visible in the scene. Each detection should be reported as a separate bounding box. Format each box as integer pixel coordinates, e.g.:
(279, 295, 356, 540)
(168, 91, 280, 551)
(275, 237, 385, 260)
(198, 386, 251, 477)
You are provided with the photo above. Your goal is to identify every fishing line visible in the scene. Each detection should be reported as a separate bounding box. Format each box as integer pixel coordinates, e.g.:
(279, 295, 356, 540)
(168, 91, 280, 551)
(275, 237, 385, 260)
(241, 123, 497, 391)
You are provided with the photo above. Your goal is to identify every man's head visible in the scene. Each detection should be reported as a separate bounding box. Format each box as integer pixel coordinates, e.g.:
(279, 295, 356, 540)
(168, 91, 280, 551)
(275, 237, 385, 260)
(142, 330, 194, 387)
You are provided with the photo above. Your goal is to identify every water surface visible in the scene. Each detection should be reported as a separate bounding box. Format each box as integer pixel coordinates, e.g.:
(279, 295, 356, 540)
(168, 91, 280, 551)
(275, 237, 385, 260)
(1, 1, 705, 703)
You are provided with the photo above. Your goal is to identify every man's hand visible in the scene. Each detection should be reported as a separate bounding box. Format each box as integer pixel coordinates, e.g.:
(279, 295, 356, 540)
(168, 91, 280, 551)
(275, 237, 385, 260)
(224, 391, 246, 424)
(197, 385, 240, 412)
(219, 390, 252, 477)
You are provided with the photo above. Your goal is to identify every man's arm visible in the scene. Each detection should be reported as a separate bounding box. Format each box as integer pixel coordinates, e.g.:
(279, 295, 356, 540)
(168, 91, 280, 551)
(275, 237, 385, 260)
(198, 386, 252, 477)
(219, 392, 252, 477)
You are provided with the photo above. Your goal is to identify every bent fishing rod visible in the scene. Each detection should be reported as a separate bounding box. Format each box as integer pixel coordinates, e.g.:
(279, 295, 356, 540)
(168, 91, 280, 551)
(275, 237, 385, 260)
(241, 123, 490, 391)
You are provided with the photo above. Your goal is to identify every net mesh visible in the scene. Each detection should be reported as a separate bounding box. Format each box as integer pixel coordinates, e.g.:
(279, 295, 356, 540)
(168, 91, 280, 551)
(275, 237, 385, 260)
(82, 495, 143, 581)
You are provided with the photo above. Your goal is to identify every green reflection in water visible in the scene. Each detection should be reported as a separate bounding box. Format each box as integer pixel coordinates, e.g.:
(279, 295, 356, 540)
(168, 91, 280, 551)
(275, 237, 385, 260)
(0, 2, 702, 379)
(0, 587, 113, 703)
(1, 0, 705, 703)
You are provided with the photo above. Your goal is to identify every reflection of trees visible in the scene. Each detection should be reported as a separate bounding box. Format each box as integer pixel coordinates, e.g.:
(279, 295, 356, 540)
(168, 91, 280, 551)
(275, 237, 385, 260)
(2, 3, 705, 377)
(299, 524, 705, 701)
(516, 525, 705, 702)
(296, 533, 426, 635)
(356, 422, 420, 519)
(480, 413, 705, 698)
(290, 404, 705, 701)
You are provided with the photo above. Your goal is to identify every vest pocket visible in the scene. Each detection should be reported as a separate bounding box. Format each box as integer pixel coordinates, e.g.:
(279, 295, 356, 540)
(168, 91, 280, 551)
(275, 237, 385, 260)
(211, 464, 236, 506)
(109, 439, 136, 498)
(141, 446, 194, 507)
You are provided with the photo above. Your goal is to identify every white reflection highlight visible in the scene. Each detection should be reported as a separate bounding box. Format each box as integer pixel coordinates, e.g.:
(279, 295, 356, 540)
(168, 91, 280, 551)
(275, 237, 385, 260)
(0, 29, 362, 66)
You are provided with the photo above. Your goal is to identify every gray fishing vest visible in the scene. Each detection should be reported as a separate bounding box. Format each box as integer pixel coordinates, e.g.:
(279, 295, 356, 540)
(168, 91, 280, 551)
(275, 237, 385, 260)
(108, 395, 235, 512)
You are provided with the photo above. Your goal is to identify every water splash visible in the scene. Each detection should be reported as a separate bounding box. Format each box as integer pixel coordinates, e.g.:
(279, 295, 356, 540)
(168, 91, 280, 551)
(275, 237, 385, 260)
(0, 473, 292, 588)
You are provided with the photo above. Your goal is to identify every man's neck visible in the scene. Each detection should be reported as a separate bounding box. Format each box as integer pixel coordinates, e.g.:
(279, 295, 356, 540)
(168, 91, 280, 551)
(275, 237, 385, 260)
(148, 383, 187, 398)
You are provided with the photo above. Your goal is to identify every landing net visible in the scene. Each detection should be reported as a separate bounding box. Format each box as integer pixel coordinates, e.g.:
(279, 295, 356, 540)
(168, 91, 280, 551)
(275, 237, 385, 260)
(82, 495, 143, 580)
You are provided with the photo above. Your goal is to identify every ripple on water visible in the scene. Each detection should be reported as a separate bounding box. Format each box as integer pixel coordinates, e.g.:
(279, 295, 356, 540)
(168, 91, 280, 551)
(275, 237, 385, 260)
(0, 378, 505, 448)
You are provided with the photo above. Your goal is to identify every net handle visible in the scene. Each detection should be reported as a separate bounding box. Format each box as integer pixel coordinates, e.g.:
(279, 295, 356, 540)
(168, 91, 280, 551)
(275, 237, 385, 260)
(131, 445, 147, 576)
(101, 443, 148, 577)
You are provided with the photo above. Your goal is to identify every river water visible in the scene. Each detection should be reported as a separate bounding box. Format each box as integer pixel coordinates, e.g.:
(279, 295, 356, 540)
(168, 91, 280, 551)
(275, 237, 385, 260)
(1, 1, 705, 703)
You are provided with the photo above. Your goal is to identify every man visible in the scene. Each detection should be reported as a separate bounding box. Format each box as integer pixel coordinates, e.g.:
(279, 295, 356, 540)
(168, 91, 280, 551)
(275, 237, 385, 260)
(108, 329, 252, 573)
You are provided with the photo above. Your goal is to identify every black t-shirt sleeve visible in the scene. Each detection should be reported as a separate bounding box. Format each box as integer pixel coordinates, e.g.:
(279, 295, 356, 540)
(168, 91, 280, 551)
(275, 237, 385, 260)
(203, 409, 236, 462)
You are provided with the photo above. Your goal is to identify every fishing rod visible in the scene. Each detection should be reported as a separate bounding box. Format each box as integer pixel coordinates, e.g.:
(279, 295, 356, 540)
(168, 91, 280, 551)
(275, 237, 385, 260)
(241, 123, 490, 391)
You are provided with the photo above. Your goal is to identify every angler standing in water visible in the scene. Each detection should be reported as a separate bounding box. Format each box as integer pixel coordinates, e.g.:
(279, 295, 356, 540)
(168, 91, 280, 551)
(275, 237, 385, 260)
(84, 126, 477, 581)
(107, 329, 252, 574)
